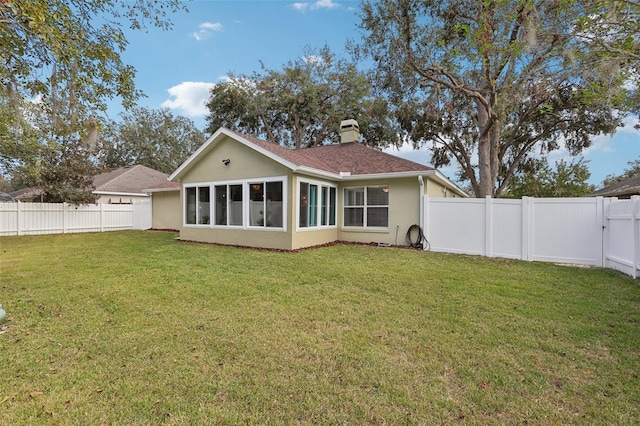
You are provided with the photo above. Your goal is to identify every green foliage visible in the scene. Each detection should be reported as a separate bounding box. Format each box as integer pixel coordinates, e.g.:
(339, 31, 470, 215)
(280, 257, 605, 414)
(356, 0, 639, 197)
(206, 46, 398, 149)
(0, 0, 185, 201)
(0, 0, 186, 127)
(99, 107, 205, 174)
(602, 158, 640, 187)
(506, 157, 595, 198)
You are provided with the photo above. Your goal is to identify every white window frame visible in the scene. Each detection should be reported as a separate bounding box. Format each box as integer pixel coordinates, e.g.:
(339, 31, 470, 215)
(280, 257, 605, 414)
(297, 178, 337, 231)
(183, 176, 287, 231)
(183, 183, 212, 226)
(343, 185, 390, 229)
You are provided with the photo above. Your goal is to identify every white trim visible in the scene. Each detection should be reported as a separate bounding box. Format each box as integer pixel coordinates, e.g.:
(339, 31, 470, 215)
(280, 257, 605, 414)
(93, 191, 150, 198)
(143, 187, 179, 193)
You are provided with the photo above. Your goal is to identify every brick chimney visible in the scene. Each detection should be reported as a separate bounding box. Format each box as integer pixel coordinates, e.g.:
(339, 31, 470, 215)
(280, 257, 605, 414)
(340, 119, 359, 144)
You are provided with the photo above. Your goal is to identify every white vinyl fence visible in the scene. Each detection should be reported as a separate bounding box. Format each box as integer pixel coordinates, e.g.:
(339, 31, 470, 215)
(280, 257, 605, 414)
(423, 196, 640, 278)
(0, 200, 152, 236)
(605, 197, 640, 278)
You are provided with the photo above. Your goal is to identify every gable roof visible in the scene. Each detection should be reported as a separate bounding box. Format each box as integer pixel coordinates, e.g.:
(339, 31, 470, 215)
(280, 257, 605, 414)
(590, 174, 640, 198)
(94, 165, 169, 195)
(169, 127, 467, 197)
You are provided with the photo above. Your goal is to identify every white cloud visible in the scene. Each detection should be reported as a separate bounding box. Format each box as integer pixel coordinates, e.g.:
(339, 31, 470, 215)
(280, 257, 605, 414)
(161, 82, 216, 117)
(192, 22, 223, 41)
(292, 0, 340, 12)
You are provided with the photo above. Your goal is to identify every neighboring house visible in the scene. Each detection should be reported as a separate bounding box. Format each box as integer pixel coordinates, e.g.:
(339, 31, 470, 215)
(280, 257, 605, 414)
(8, 165, 169, 204)
(9, 187, 44, 202)
(93, 165, 169, 204)
(168, 119, 467, 250)
(590, 175, 640, 199)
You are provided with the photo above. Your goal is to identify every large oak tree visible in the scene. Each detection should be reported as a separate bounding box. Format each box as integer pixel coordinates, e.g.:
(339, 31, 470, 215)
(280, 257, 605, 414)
(0, 0, 185, 201)
(206, 46, 397, 149)
(357, 0, 639, 197)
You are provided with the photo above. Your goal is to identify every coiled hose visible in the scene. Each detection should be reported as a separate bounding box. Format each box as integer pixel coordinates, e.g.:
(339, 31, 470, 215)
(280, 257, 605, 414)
(406, 224, 430, 251)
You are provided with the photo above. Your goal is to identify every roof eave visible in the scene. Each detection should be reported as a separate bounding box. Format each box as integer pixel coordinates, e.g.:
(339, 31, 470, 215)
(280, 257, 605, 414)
(93, 191, 150, 197)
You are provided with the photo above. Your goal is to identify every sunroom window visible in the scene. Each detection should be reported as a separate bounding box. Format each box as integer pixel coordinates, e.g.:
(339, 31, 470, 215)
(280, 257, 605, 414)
(185, 185, 211, 225)
(299, 180, 336, 228)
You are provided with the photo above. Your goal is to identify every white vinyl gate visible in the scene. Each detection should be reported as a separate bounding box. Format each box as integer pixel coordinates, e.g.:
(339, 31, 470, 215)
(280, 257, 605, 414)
(423, 196, 639, 278)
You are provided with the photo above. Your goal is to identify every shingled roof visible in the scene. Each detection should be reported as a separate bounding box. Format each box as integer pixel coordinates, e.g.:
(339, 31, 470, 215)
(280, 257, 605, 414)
(94, 165, 169, 194)
(590, 174, 640, 199)
(227, 129, 434, 175)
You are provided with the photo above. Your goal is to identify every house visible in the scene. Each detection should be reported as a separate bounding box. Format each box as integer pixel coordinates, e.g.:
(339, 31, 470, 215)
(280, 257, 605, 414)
(168, 120, 467, 250)
(93, 165, 169, 204)
(8, 187, 43, 202)
(8, 165, 170, 204)
(589, 174, 640, 199)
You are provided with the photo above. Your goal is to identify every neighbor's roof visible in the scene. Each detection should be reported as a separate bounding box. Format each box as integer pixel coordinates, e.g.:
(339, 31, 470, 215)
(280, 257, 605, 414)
(169, 128, 467, 197)
(590, 174, 640, 198)
(94, 165, 169, 195)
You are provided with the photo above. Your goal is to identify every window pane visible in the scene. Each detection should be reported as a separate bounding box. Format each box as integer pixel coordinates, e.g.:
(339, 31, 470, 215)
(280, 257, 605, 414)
(321, 186, 327, 226)
(367, 186, 389, 206)
(309, 184, 318, 227)
(299, 182, 308, 228)
(367, 207, 388, 227)
(215, 185, 227, 225)
(198, 186, 210, 224)
(329, 187, 336, 226)
(249, 183, 264, 226)
(186, 187, 196, 224)
(229, 184, 243, 226)
(266, 181, 283, 227)
(344, 187, 364, 206)
(344, 207, 364, 226)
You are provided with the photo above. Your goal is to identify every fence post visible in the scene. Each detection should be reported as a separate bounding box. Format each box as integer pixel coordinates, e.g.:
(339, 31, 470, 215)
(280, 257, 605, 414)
(521, 197, 530, 261)
(595, 197, 604, 267)
(633, 196, 640, 279)
(100, 203, 105, 232)
(424, 195, 430, 241)
(16, 200, 22, 236)
(62, 203, 67, 234)
(485, 196, 492, 257)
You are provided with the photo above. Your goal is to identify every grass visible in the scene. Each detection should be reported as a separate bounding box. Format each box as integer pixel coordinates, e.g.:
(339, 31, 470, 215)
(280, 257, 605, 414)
(0, 231, 638, 425)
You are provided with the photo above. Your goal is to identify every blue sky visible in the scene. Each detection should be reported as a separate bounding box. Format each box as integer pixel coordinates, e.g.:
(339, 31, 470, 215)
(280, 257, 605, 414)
(110, 0, 640, 188)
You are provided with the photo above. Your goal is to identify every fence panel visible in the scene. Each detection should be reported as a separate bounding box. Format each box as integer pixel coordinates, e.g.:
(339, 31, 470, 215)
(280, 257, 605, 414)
(425, 198, 487, 256)
(529, 198, 604, 265)
(0, 201, 152, 236)
(424, 196, 606, 267)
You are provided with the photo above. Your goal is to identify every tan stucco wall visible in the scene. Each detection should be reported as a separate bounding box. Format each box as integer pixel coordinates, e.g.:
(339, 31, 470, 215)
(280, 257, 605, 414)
(178, 136, 295, 250)
(151, 190, 181, 230)
(424, 176, 460, 198)
(336, 176, 422, 246)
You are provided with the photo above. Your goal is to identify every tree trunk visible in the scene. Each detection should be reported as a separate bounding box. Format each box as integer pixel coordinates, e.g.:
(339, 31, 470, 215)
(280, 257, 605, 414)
(476, 102, 493, 197)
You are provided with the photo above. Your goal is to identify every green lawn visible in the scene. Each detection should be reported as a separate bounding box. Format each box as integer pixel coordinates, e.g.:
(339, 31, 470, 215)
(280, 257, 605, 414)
(0, 231, 638, 425)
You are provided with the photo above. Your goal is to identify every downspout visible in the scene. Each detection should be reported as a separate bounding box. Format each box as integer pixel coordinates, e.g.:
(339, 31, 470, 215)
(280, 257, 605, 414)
(418, 175, 425, 229)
